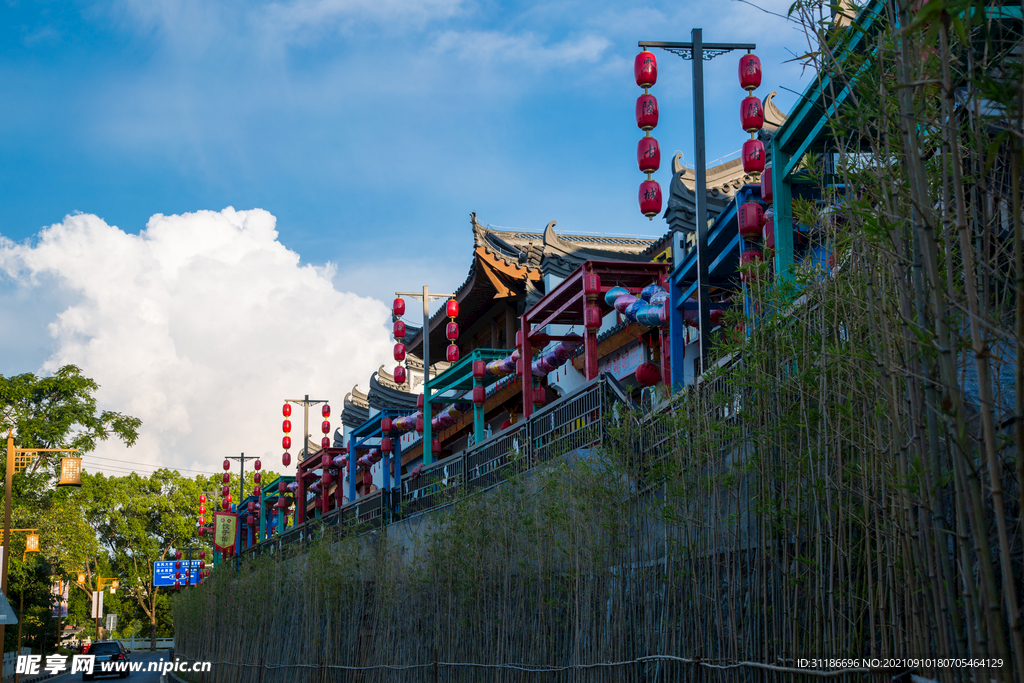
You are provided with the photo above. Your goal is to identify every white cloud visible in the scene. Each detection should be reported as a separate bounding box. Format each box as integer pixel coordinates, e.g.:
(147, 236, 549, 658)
(0, 208, 392, 475)
(433, 30, 611, 68)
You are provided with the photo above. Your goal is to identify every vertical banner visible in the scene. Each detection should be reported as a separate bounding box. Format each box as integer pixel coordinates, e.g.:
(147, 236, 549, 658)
(213, 512, 237, 552)
(90, 591, 103, 619)
(51, 581, 69, 617)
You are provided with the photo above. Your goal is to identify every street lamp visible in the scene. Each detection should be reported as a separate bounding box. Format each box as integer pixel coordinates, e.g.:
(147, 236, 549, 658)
(2, 431, 78, 664)
(393, 286, 455, 470)
(638, 30, 756, 374)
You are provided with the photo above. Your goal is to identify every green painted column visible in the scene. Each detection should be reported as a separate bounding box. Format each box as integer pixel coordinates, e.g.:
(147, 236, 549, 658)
(473, 376, 485, 445)
(770, 141, 795, 280)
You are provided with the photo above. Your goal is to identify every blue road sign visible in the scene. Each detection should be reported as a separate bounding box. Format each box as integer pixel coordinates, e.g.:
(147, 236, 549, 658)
(152, 560, 201, 587)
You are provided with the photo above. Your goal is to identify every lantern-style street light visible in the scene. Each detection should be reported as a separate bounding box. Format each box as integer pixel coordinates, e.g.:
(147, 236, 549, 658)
(638, 30, 756, 373)
(283, 396, 329, 466)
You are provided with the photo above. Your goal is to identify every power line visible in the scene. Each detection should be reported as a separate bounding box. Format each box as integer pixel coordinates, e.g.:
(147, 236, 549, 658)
(80, 460, 217, 478)
(82, 454, 219, 475)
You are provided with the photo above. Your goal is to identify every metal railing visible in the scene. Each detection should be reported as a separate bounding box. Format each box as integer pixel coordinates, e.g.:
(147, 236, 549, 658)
(400, 453, 464, 517)
(239, 376, 624, 558)
(465, 422, 529, 491)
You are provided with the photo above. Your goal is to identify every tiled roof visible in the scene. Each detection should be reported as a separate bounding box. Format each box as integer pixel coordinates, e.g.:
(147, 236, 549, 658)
(473, 217, 659, 279)
(342, 385, 369, 429)
(367, 371, 420, 412)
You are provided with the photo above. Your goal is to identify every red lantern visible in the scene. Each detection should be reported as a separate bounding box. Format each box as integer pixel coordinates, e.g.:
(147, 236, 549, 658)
(738, 202, 764, 241)
(394, 366, 407, 384)
(393, 320, 406, 339)
(199, 493, 206, 504)
(322, 404, 331, 418)
(472, 386, 486, 404)
(199, 504, 205, 514)
(740, 96, 764, 133)
(247, 515, 255, 526)
(446, 322, 459, 340)
(446, 299, 459, 318)
(222, 472, 230, 484)
(321, 436, 331, 448)
(761, 164, 773, 204)
(431, 438, 441, 453)
(472, 360, 486, 378)
(362, 471, 373, 486)
(282, 419, 292, 433)
(393, 297, 405, 317)
(416, 416, 424, 433)
(283, 435, 292, 449)
(635, 93, 659, 131)
(282, 452, 291, 467)
(533, 386, 546, 404)
(381, 437, 393, 453)
(639, 180, 662, 219)
(417, 394, 424, 409)
(225, 494, 232, 504)
(221, 485, 229, 496)
(740, 249, 764, 283)
(197, 515, 205, 525)
(198, 528, 206, 537)
(278, 481, 287, 494)
(394, 342, 406, 361)
(222, 499, 230, 510)
(584, 305, 602, 329)
(254, 459, 261, 471)
(175, 560, 181, 570)
(254, 472, 261, 484)
(199, 550, 205, 560)
(634, 50, 657, 88)
(739, 53, 762, 91)
(322, 420, 330, 434)
(582, 273, 601, 297)
(710, 309, 725, 328)
(446, 344, 459, 362)
(222, 459, 230, 471)
(635, 362, 661, 387)
(637, 137, 660, 174)
(253, 486, 261, 497)
(248, 501, 256, 513)
(174, 580, 180, 589)
(282, 403, 291, 417)
(741, 139, 765, 174)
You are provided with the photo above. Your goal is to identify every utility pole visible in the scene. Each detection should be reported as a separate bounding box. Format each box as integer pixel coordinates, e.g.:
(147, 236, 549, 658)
(394, 286, 454, 469)
(223, 453, 254, 567)
(639, 31, 756, 372)
(284, 396, 328, 463)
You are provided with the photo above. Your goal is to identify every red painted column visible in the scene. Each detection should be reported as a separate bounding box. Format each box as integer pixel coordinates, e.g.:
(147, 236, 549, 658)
(659, 326, 670, 385)
(296, 475, 306, 525)
(520, 315, 533, 418)
(584, 327, 598, 380)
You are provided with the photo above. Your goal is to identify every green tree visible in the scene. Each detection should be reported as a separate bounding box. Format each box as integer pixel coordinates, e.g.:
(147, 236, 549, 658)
(1, 364, 141, 652)
(79, 470, 212, 650)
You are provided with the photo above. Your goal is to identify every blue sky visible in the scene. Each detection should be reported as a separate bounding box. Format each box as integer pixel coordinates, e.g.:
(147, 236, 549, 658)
(1, 0, 812, 271)
(0, 0, 815, 474)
